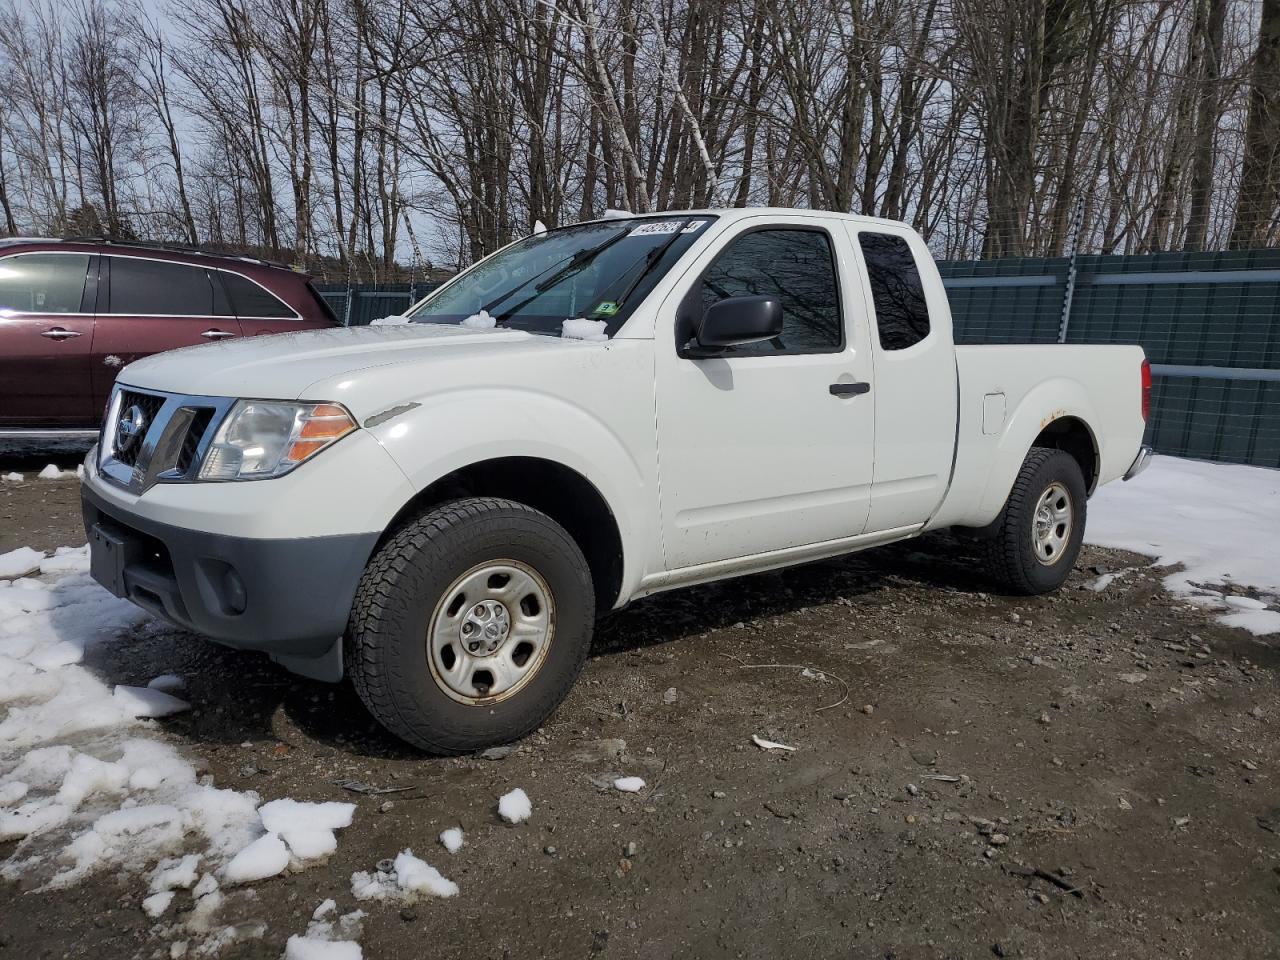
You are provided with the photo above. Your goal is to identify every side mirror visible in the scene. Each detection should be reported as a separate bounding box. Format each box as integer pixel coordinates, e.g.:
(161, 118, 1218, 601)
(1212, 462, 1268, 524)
(688, 295, 783, 355)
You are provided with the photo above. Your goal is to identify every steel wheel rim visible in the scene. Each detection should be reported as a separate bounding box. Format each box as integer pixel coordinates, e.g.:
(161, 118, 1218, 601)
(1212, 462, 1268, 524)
(426, 559, 554, 705)
(1031, 481, 1073, 566)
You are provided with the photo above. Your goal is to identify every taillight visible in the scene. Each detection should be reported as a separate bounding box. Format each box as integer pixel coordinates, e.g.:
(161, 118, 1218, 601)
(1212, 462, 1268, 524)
(1140, 359, 1151, 422)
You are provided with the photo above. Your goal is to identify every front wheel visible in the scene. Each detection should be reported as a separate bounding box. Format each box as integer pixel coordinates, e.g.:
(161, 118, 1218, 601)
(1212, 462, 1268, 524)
(345, 497, 595, 754)
(982, 446, 1087, 595)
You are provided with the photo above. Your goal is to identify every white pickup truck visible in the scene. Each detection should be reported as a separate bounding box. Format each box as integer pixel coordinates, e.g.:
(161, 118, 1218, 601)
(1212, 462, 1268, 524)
(81, 208, 1152, 753)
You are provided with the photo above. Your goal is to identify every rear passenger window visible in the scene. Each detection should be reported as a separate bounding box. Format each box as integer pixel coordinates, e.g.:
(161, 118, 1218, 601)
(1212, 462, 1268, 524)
(220, 272, 295, 318)
(0, 253, 90, 314)
(858, 232, 930, 350)
(108, 257, 216, 316)
(697, 229, 842, 354)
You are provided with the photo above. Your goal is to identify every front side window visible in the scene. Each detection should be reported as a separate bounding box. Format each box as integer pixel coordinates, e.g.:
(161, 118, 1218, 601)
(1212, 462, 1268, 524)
(695, 228, 843, 354)
(410, 216, 715, 337)
(0, 253, 90, 315)
(108, 257, 217, 316)
(858, 232, 930, 350)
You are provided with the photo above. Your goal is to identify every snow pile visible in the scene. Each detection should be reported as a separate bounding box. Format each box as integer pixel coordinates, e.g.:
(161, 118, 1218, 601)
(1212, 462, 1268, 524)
(561, 317, 608, 342)
(497, 787, 531, 823)
(0, 546, 44, 579)
(37, 463, 83, 480)
(40, 545, 91, 575)
(369, 314, 409, 326)
(439, 826, 464, 853)
(283, 901, 365, 960)
(3, 472, 23, 482)
(350, 848, 458, 902)
(613, 776, 645, 793)
(1087, 456, 1280, 635)
(0, 544, 356, 916)
(112, 684, 191, 719)
(460, 309, 497, 329)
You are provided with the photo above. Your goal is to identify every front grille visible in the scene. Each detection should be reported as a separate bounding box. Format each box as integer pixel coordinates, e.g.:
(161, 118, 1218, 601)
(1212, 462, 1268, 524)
(100, 389, 234, 493)
(176, 408, 215, 475)
(114, 390, 167, 467)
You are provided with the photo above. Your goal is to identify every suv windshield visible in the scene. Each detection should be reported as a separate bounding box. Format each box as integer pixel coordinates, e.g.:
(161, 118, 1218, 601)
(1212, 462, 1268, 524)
(409, 216, 715, 337)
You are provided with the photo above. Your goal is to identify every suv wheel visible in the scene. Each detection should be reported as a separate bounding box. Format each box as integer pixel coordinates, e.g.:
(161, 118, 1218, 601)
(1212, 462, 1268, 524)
(346, 497, 594, 754)
(982, 446, 1088, 595)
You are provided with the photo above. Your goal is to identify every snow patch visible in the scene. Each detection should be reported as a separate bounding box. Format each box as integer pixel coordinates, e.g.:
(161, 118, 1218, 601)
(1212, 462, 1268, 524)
(284, 938, 362, 960)
(439, 826, 464, 853)
(368, 314, 409, 326)
(613, 776, 645, 793)
(1087, 456, 1280, 635)
(283, 906, 366, 960)
(37, 464, 82, 480)
(561, 317, 608, 342)
(112, 685, 191, 718)
(142, 890, 175, 918)
(0, 548, 356, 943)
(223, 833, 290, 885)
(350, 849, 457, 902)
(460, 309, 497, 329)
(2, 472, 23, 482)
(497, 787, 531, 823)
(0, 547, 43, 579)
(147, 674, 186, 694)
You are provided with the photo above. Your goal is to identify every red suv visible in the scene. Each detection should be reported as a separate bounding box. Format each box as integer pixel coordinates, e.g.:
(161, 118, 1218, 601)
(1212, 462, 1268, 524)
(0, 239, 338, 435)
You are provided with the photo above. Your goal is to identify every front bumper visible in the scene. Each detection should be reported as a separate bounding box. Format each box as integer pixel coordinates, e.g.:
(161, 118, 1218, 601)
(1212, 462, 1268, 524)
(1123, 444, 1154, 481)
(82, 482, 377, 681)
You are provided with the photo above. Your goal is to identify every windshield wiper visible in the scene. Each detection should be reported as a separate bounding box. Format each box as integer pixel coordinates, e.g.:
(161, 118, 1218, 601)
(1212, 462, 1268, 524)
(481, 228, 631, 318)
(613, 217, 694, 307)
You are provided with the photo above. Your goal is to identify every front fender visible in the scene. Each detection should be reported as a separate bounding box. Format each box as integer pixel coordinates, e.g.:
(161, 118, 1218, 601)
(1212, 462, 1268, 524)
(365, 387, 656, 602)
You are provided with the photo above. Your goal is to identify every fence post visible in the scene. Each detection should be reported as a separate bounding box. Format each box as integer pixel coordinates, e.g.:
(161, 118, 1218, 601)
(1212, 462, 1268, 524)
(1057, 196, 1085, 344)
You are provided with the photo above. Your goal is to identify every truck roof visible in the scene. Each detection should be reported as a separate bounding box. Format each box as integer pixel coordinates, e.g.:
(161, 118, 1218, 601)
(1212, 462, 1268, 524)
(581, 207, 912, 231)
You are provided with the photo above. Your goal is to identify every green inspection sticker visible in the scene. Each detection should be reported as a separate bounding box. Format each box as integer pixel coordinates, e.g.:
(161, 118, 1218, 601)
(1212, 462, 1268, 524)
(592, 301, 620, 317)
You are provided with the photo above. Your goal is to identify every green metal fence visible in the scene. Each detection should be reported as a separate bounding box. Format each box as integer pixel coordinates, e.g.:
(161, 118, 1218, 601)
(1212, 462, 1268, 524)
(319, 252, 1280, 468)
(314, 282, 440, 326)
(938, 250, 1280, 468)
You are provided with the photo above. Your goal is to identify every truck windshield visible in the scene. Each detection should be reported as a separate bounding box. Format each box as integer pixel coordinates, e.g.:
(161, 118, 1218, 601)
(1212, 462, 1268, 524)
(409, 216, 715, 337)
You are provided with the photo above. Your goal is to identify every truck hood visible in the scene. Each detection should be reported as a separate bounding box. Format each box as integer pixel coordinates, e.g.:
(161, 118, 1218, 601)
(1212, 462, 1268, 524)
(118, 323, 599, 405)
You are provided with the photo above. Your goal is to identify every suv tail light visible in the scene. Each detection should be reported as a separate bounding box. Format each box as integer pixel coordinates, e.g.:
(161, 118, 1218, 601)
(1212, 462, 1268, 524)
(1140, 359, 1151, 422)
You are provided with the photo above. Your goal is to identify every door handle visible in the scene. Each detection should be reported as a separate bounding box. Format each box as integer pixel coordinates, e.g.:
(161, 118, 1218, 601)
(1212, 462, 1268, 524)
(829, 381, 870, 397)
(201, 329, 236, 340)
(41, 327, 82, 340)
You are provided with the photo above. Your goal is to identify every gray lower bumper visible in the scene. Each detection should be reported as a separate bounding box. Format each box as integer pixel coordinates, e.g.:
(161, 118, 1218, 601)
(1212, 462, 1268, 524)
(1123, 445, 1154, 481)
(82, 484, 378, 681)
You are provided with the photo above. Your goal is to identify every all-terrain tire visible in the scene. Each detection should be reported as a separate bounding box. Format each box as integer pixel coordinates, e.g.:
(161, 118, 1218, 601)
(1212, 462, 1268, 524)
(982, 446, 1088, 595)
(345, 497, 595, 754)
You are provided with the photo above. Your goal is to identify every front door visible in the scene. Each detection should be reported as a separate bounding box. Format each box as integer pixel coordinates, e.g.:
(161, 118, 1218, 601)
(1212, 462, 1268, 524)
(0, 252, 97, 426)
(654, 216, 877, 570)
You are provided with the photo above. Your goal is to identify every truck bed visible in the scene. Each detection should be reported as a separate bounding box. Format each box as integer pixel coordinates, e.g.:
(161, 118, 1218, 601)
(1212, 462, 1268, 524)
(930, 344, 1148, 529)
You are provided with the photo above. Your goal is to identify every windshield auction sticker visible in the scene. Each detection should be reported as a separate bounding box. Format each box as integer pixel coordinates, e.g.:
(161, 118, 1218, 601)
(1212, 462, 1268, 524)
(629, 220, 686, 236)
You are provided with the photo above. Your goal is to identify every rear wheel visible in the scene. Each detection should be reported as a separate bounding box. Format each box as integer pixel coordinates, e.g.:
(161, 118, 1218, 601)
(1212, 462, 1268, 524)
(982, 446, 1087, 595)
(345, 497, 595, 754)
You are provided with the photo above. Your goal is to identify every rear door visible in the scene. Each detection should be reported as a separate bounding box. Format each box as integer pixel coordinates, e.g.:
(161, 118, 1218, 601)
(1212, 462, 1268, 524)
(217, 269, 309, 336)
(0, 251, 97, 426)
(849, 226, 959, 531)
(90, 256, 244, 410)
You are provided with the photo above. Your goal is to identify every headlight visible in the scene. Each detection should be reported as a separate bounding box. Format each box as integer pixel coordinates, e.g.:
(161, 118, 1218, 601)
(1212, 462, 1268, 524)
(198, 400, 356, 480)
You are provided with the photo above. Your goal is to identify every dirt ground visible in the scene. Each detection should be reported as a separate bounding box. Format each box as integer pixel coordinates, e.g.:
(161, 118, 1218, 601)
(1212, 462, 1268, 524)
(2, 465, 1279, 960)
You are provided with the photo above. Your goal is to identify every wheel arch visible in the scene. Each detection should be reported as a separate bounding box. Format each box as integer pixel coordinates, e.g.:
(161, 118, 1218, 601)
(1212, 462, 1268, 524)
(380, 456, 626, 613)
(1031, 415, 1098, 493)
